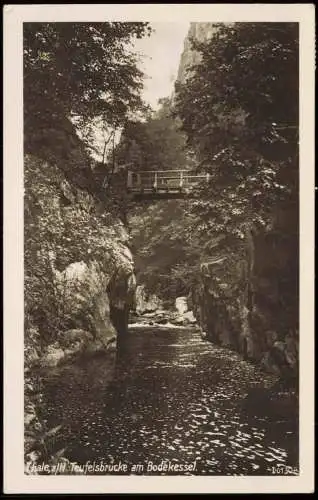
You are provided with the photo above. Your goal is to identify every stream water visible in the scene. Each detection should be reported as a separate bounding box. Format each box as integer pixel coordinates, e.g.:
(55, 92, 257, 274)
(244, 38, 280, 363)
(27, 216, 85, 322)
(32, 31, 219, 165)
(40, 326, 298, 476)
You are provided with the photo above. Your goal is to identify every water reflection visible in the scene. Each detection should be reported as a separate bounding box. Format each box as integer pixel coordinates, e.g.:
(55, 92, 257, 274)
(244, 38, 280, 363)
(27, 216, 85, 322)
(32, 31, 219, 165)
(41, 326, 298, 475)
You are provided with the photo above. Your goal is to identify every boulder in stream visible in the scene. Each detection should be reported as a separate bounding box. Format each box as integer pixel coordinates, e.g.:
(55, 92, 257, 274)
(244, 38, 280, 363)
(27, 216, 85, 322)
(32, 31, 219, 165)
(135, 285, 163, 315)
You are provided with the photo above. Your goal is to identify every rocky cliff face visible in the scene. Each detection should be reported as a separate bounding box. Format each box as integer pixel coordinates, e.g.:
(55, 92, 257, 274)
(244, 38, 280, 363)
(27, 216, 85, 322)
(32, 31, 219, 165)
(190, 219, 298, 383)
(24, 152, 137, 465)
(134, 285, 163, 315)
(130, 193, 298, 382)
(24, 153, 136, 368)
(172, 23, 299, 383)
(176, 23, 220, 84)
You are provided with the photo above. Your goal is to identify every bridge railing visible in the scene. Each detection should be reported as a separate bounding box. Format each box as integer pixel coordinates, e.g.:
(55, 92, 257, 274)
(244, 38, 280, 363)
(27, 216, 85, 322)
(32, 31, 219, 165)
(127, 170, 210, 193)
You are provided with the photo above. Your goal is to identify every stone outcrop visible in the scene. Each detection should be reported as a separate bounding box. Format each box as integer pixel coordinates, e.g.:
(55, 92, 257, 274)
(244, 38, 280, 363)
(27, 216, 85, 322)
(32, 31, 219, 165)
(24, 154, 136, 368)
(172, 22, 298, 385)
(24, 152, 137, 468)
(190, 217, 298, 384)
(130, 291, 197, 328)
(134, 284, 162, 315)
(174, 296, 196, 325)
(175, 23, 220, 85)
(175, 296, 188, 315)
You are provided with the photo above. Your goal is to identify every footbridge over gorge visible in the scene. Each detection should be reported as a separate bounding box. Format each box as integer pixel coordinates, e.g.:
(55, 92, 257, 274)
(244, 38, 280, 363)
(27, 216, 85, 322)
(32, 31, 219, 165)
(125, 170, 211, 200)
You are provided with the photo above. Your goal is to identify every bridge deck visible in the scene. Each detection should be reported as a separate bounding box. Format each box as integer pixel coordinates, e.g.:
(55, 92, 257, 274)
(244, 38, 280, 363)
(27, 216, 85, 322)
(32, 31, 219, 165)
(126, 169, 209, 197)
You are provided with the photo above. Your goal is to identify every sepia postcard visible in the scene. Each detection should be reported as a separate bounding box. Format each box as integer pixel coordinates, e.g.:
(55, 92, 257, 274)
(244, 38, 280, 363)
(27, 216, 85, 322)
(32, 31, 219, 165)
(3, 3, 315, 495)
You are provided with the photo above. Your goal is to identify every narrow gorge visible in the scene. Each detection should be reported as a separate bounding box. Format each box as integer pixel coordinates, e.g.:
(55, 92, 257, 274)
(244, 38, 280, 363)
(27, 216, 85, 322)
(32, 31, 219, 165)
(24, 21, 299, 477)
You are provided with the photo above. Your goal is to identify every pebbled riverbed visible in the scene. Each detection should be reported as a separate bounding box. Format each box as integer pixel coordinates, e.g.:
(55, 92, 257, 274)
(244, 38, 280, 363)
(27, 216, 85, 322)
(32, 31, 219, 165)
(39, 326, 298, 475)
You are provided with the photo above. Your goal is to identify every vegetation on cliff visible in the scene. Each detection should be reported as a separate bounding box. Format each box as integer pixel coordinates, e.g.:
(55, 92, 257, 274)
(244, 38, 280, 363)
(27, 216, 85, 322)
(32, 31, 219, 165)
(174, 22, 298, 236)
(173, 22, 298, 369)
(115, 97, 191, 172)
(24, 22, 152, 470)
(24, 21, 152, 346)
(127, 23, 299, 378)
(24, 22, 152, 191)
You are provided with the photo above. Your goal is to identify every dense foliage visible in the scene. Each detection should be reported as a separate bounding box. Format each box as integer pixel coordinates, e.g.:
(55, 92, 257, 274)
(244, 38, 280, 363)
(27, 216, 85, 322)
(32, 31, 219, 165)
(24, 22, 152, 183)
(24, 156, 124, 345)
(23, 22, 151, 469)
(24, 22, 153, 347)
(129, 22, 299, 333)
(24, 22, 151, 128)
(118, 99, 200, 300)
(174, 22, 298, 238)
(114, 98, 191, 172)
(173, 22, 299, 344)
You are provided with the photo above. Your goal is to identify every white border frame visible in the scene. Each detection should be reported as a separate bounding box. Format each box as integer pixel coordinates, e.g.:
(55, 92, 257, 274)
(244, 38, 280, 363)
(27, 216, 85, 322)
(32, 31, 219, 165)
(3, 4, 315, 494)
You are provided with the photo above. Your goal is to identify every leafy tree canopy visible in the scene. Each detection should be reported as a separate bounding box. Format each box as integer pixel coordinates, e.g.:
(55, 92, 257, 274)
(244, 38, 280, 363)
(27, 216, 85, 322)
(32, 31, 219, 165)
(114, 97, 193, 172)
(174, 22, 299, 237)
(24, 22, 152, 141)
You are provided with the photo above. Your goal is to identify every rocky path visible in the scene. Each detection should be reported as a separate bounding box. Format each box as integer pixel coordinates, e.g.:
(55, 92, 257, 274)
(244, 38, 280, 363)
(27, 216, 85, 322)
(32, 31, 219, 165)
(40, 326, 298, 475)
